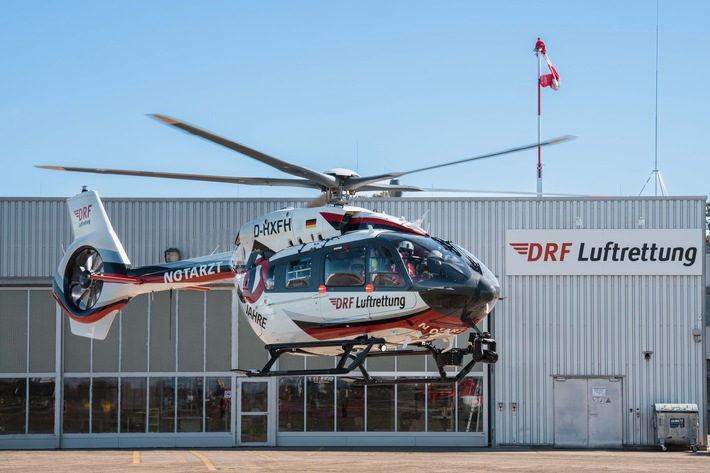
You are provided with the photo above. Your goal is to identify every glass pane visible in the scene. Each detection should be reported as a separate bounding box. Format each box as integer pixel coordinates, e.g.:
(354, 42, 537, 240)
(63, 322, 90, 373)
(285, 257, 312, 288)
(0, 291, 27, 373)
(29, 290, 56, 373)
(241, 414, 267, 443)
(369, 246, 404, 287)
(177, 377, 203, 432)
(325, 247, 366, 287)
(457, 378, 484, 433)
(28, 377, 55, 434)
(397, 383, 425, 432)
(278, 353, 304, 371)
(396, 352, 425, 371)
(149, 377, 175, 432)
(306, 377, 334, 432)
(0, 378, 26, 434)
(427, 384, 455, 432)
(63, 377, 90, 433)
(149, 292, 176, 372)
(241, 381, 268, 413)
(278, 377, 304, 432)
(178, 291, 204, 372)
(237, 310, 267, 370)
(366, 385, 394, 431)
(120, 294, 148, 372)
(92, 378, 118, 433)
(336, 378, 364, 432)
(93, 327, 119, 373)
(206, 377, 231, 432)
(121, 377, 147, 433)
(205, 291, 232, 372)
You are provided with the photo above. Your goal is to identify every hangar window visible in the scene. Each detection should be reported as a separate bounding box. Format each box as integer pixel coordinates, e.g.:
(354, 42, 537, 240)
(277, 375, 484, 433)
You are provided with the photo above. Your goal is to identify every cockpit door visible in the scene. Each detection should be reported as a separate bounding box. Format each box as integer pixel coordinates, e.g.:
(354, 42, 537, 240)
(319, 246, 370, 325)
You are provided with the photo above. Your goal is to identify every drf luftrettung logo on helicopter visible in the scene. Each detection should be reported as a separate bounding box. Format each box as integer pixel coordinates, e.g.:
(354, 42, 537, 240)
(73, 204, 93, 227)
(329, 295, 407, 310)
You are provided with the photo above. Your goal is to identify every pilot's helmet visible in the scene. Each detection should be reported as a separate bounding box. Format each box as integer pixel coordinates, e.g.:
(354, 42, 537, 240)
(426, 249, 444, 276)
(398, 240, 414, 256)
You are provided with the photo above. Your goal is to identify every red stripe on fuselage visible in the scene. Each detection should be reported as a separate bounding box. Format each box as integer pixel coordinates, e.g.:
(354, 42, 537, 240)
(302, 309, 469, 340)
(53, 292, 128, 324)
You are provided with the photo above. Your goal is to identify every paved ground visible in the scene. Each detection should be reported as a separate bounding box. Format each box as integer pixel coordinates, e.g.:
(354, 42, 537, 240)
(1, 445, 708, 472)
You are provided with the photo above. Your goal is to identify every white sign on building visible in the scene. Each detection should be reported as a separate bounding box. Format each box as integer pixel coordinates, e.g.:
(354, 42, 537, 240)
(505, 229, 703, 276)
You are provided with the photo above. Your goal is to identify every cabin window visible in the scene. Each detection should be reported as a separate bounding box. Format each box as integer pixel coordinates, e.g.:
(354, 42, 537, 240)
(285, 258, 312, 289)
(265, 265, 276, 291)
(369, 246, 405, 287)
(324, 247, 366, 287)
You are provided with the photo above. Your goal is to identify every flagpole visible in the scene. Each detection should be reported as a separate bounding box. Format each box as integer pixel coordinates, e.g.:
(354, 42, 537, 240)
(537, 44, 543, 197)
(535, 37, 560, 197)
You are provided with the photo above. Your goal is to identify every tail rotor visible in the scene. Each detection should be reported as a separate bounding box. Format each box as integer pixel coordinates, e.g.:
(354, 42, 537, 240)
(66, 247, 104, 311)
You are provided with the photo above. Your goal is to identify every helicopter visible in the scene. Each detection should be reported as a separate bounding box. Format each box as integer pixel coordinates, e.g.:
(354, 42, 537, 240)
(38, 115, 571, 385)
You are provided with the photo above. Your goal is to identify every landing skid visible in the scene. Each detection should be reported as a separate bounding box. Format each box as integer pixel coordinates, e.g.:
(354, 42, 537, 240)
(233, 332, 498, 385)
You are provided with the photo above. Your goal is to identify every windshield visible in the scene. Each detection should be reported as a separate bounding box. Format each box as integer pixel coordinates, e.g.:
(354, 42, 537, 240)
(378, 234, 472, 285)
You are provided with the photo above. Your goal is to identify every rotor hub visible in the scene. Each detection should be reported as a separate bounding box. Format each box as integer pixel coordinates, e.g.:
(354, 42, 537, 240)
(79, 270, 93, 289)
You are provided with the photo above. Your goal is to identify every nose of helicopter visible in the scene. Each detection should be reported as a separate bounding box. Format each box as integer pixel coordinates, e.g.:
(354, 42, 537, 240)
(416, 271, 500, 323)
(477, 275, 500, 304)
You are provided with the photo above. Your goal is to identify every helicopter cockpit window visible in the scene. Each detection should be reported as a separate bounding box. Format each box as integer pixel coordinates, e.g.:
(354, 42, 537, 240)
(369, 246, 405, 287)
(376, 234, 473, 285)
(285, 257, 312, 289)
(324, 246, 366, 287)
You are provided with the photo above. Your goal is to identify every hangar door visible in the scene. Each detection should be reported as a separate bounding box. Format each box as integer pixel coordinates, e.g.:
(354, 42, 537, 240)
(553, 377, 622, 448)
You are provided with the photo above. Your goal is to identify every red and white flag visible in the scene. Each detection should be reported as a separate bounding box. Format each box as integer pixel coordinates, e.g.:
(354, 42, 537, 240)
(535, 38, 560, 90)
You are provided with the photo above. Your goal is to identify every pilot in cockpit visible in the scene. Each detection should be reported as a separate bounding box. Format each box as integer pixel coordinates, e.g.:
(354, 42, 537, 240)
(425, 249, 444, 278)
(394, 240, 416, 278)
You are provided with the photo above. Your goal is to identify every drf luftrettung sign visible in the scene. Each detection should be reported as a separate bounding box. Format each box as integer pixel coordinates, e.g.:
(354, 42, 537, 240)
(505, 229, 702, 276)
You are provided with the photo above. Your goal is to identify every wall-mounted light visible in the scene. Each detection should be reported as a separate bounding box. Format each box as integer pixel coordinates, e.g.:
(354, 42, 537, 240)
(692, 328, 702, 343)
(574, 217, 583, 228)
(636, 217, 645, 228)
(164, 247, 181, 263)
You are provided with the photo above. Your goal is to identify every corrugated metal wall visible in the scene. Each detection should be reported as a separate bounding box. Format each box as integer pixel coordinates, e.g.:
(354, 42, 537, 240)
(371, 196, 706, 447)
(0, 196, 310, 280)
(0, 198, 70, 280)
(1, 194, 706, 447)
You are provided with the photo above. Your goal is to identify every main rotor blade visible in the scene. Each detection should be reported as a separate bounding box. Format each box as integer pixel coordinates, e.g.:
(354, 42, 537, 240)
(151, 114, 336, 189)
(35, 166, 322, 188)
(345, 135, 575, 191)
(409, 187, 586, 196)
(359, 183, 584, 196)
(357, 183, 428, 192)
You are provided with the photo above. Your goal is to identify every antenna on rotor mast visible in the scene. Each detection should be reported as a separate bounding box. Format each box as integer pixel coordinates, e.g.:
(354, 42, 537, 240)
(640, 0, 667, 197)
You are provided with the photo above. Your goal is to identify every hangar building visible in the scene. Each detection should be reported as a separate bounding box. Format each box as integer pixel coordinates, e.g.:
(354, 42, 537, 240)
(0, 194, 707, 449)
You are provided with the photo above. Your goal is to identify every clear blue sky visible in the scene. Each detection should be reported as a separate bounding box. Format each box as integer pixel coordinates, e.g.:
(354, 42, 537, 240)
(2, 1, 708, 199)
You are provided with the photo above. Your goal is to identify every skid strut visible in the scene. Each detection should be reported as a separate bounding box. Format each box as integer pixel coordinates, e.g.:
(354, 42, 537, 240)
(233, 332, 497, 385)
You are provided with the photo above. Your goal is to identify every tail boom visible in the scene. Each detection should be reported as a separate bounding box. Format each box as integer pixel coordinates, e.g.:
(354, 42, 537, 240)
(53, 189, 235, 340)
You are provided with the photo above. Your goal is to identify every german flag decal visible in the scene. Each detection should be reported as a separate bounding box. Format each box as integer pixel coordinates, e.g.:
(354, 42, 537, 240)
(305, 218, 317, 229)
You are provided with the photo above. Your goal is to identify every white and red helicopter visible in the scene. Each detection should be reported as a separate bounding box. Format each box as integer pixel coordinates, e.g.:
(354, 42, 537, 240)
(39, 115, 571, 385)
